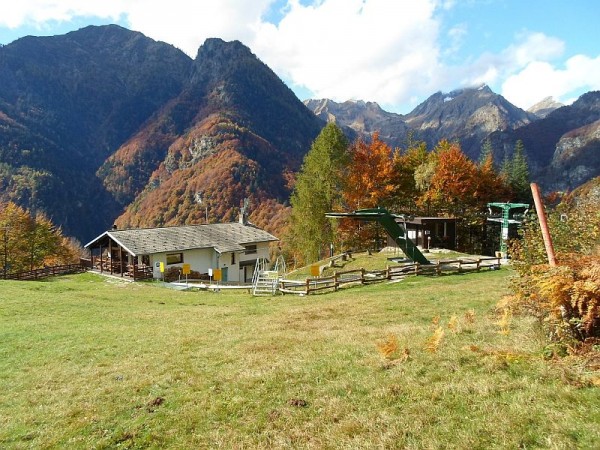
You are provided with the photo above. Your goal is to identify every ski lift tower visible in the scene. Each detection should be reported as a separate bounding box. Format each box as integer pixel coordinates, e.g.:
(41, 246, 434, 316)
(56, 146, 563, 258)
(487, 202, 529, 257)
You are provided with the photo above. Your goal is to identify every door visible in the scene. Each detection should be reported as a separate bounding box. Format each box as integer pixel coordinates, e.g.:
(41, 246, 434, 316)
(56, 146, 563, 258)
(221, 267, 228, 282)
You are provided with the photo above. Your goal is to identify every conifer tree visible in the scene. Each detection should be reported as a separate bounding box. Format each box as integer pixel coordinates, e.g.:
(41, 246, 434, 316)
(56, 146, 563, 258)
(479, 138, 494, 165)
(288, 123, 349, 265)
(502, 140, 531, 203)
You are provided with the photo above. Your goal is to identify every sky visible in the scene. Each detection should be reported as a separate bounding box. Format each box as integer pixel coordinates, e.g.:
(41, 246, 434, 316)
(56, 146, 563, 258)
(0, 0, 599, 114)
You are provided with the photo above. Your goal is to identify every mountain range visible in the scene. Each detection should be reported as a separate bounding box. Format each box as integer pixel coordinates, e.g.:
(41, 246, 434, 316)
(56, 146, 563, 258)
(0, 25, 598, 242)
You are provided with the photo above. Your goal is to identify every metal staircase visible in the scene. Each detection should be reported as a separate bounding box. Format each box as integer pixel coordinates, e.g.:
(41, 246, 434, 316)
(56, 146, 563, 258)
(252, 258, 279, 296)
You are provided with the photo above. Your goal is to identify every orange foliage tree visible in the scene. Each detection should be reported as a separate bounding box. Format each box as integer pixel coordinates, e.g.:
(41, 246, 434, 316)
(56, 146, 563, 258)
(416, 140, 511, 252)
(0, 201, 80, 275)
(343, 133, 397, 210)
(340, 133, 397, 249)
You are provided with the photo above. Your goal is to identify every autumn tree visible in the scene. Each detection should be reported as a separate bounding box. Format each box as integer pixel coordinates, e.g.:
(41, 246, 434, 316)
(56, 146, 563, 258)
(390, 140, 430, 213)
(0, 201, 79, 276)
(287, 123, 349, 265)
(339, 133, 398, 249)
(417, 140, 479, 216)
(417, 140, 510, 252)
(343, 133, 397, 210)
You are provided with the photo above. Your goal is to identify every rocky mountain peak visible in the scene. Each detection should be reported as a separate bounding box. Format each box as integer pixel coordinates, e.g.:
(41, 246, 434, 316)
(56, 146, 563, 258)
(527, 96, 564, 118)
(403, 85, 534, 158)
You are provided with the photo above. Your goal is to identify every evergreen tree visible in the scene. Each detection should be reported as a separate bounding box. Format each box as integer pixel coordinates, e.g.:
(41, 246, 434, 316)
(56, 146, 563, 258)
(503, 140, 531, 203)
(288, 123, 349, 265)
(479, 138, 494, 166)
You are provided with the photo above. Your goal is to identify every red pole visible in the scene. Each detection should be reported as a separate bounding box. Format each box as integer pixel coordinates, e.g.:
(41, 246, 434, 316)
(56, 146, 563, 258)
(530, 183, 557, 266)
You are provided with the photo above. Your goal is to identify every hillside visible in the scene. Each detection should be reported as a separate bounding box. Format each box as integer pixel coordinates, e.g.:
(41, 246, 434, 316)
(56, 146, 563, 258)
(1, 24, 599, 243)
(2, 271, 599, 447)
(489, 91, 600, 189)
(303, 98, 407, 147)
(305, 86, 535, 160)
(0, 25, 193, 239)
(404, 85, 535, 159)
(0, 26, 323, 241)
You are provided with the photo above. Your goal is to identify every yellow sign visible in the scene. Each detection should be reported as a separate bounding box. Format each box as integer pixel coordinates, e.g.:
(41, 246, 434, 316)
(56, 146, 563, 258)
(213, 269, 222, 281)
(182, 263, 191, 275)
(310, 265, 320, 277)
(159, 262, 165, 273)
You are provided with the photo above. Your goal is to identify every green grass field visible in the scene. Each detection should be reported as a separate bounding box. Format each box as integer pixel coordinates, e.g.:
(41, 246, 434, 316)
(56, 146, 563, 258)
(1, 268, 599, 448)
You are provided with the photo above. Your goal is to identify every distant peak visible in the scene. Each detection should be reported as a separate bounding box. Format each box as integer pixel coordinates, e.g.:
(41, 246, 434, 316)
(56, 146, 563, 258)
(195, 37, 252, 60)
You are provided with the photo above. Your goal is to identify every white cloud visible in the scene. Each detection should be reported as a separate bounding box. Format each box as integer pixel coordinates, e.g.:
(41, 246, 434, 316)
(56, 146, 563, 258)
(251, 0, 441, 109)
(0, 0, 127, 28)
(444, 32, 565, 90)
(125, 0, 273, 56)
(502, 54, 600, 109)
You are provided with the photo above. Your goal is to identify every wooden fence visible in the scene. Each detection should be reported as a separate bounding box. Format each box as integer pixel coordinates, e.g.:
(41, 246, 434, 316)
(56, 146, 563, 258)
(3, 262, 87, 281)
(279, 256, 501, 295)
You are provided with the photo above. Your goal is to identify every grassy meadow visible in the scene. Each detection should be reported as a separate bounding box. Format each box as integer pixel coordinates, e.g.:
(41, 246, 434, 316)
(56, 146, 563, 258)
(1, 268, 599, 448)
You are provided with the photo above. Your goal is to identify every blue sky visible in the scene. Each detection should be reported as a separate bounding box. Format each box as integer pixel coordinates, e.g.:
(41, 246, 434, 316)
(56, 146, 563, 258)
(1, 1, 599, 113)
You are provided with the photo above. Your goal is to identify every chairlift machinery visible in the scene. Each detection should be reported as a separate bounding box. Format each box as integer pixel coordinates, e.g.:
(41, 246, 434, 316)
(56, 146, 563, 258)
(486, 202, 529, 256)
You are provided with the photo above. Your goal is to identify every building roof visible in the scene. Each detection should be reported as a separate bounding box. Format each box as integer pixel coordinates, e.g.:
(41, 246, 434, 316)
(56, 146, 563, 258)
(84, 222, 278, 256)
(396, 217, 456, 225)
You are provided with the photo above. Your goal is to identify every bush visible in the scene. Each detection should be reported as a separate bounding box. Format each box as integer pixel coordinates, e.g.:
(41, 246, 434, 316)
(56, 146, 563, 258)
(508, 197, 600, 344)
(509, 255, 600, 343)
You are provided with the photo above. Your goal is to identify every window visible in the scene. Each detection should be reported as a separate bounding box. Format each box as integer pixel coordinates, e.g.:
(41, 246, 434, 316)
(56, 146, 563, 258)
(166, 253, 183, 265)
(231, 252, 236, 264)
(244, 245, 257, 255)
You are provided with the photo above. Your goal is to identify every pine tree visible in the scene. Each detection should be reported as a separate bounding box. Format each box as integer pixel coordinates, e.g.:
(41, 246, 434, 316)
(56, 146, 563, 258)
(479, 138, 494, 166)
(288, 123, 349, 265)
(503, 140, 531, 203)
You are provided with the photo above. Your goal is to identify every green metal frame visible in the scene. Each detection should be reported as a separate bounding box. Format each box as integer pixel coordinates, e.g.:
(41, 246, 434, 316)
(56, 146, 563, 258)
(487, 202, 529, 255)
(326, 207, 431, 265)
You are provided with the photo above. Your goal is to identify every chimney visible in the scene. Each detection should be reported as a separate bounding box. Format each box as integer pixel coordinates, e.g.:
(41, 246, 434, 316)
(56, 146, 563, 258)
(239, 198, 249, 225)
(239, 210, 247, 225)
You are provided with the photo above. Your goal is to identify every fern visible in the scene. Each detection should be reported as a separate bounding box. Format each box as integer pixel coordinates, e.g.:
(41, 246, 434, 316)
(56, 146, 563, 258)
(376, 334, 399, 360)
(448, 315, 460, 333)
(425, 327, 444, 353)
(464, 309, 476, 324)
(497, 308, 512, 335)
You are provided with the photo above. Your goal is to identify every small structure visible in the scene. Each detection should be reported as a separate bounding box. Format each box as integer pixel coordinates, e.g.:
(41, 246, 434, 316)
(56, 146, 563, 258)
(389, 216, 457, 251)
(326, 207, 432, 265)
(84, 221, 278, 282)
(487, 202, 529, 257)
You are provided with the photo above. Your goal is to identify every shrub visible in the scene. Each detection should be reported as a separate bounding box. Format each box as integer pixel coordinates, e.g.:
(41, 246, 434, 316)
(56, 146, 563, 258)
(507, 196, 600, 344)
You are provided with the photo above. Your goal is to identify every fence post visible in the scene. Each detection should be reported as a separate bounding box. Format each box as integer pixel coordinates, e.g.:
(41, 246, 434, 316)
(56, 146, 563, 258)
(477, 258, 481, 272)
(361, 268, 365, 284)
(305, 278, 310, 295)
(334, 271, 339, 291)
(415, 262, 420, 276)
(458, 260, 462, 273)
(436, 260, 441, 276)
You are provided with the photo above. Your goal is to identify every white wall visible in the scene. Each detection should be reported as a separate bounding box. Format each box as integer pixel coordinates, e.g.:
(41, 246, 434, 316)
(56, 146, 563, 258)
(148, 242, 272, 282)
(150, 248, 216, 280)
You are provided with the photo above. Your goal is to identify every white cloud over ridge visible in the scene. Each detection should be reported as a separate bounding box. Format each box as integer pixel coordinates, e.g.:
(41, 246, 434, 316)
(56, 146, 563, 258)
(2, 0, 598, 112)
